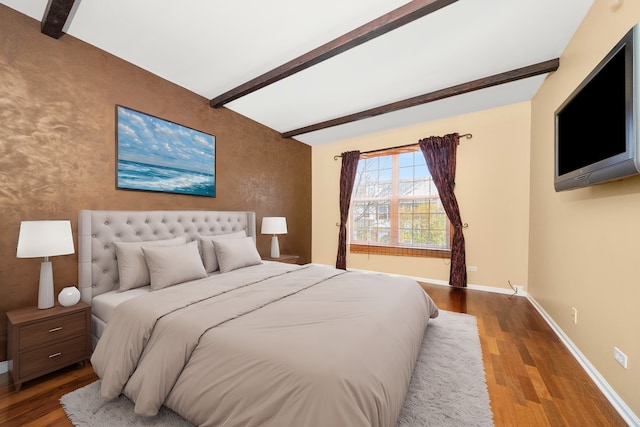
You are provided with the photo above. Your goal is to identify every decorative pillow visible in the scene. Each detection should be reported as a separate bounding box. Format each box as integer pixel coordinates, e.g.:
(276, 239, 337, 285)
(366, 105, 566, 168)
(114, 235, 187, 291)
(142, 241, 208, 290)
(197, 230, 246, 273)
(213, 236, 262, 273)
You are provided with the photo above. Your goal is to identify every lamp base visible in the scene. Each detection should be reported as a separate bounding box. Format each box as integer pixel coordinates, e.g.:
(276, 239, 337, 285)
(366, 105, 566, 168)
(38, 261, 54, 309)
(270, 235, 280, 258)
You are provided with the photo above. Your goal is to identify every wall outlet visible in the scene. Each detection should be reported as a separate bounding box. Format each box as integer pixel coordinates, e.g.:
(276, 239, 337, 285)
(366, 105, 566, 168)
(467, 266, 477, 272)
(514, 285, 524, 295)
(614, 347, 628, 369)
(571, 307, 578, 324)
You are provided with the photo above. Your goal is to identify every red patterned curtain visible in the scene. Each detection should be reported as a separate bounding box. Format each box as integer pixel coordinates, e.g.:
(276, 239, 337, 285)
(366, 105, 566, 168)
(336, 150, 360, 270)
(419, 133, 467, 288)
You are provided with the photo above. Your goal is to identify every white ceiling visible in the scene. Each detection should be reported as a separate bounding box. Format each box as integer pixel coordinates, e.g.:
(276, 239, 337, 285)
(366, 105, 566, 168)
(1, 0, 593, 145)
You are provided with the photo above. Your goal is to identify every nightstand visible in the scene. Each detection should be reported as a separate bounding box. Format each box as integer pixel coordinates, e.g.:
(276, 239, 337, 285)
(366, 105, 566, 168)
(6, 302, 91, 392)
(262, 254, 300, 264)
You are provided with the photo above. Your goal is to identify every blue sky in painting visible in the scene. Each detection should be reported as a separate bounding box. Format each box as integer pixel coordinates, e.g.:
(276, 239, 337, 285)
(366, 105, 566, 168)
(117, 106, 215, 174)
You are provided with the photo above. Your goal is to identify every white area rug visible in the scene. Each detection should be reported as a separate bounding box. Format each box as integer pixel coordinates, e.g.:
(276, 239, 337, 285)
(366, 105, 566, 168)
(61, 310, 493, 426)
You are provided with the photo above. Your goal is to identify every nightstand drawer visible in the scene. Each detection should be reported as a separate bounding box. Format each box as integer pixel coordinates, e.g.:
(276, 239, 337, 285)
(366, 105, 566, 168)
(19, 311, 86, 351)
(19, 335, 87, 379)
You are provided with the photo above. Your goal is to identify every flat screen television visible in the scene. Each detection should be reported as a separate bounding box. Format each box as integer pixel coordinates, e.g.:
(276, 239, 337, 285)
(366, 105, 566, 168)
(554, 23, 640, 192)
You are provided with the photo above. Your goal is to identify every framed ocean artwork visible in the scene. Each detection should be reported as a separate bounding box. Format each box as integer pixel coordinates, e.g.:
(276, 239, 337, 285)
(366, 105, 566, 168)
(116, 105, 215, 197)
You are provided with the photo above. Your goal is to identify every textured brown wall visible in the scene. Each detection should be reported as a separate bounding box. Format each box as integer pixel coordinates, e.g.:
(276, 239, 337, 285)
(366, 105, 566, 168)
(0, 6, 311, 360)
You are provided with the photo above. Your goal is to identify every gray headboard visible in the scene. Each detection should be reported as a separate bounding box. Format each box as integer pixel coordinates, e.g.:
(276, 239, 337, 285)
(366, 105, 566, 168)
(78, 210, 256, 303)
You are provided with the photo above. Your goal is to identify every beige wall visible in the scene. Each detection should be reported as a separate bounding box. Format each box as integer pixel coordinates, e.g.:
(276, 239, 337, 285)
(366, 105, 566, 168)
(0, 6, 311, 361)
(529, 0, 640, 416)
(312, 102, 531, 291)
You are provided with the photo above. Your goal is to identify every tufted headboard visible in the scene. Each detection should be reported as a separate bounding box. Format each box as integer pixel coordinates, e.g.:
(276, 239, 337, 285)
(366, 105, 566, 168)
(78, 210, 256, 303)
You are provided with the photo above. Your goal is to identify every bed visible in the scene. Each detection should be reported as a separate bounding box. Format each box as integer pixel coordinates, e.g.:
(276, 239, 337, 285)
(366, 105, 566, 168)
(79, 209, 439, 427)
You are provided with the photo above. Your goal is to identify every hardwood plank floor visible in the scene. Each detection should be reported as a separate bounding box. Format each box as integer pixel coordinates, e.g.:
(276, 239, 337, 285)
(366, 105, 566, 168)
(420, 283, 628, 427)
(0, 284, 629, 426)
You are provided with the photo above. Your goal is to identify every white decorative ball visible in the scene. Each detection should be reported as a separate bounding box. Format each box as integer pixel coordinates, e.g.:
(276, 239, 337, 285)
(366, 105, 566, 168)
(58, 286, 81, 307)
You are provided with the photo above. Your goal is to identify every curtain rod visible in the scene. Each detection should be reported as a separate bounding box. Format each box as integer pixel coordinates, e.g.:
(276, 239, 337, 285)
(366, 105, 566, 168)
(333, 133, 472, 160)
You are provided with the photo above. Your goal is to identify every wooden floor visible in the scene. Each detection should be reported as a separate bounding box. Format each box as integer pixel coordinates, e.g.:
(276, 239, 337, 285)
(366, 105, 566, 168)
(0, 284, 629, 426)
(420, 283, 627, 427)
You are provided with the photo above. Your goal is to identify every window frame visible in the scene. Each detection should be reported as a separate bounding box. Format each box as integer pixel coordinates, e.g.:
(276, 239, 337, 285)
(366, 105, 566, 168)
(348, 146, 452, 258)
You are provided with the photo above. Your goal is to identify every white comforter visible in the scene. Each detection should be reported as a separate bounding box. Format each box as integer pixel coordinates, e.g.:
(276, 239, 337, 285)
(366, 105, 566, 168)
(91, 263, 439, 427)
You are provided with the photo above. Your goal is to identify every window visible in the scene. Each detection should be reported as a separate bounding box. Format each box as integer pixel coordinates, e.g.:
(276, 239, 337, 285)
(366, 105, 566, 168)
(349, 147, 451, 257)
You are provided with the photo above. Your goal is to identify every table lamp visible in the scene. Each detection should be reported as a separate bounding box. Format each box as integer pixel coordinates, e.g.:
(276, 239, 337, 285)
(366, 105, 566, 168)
(261, 217, 287, 258)
(17, 220, 75, 309)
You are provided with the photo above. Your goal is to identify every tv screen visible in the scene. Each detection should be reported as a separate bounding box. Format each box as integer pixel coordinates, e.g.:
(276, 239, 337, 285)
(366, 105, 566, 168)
(554, 24, 640, 192)
(556, 46, 626, 175)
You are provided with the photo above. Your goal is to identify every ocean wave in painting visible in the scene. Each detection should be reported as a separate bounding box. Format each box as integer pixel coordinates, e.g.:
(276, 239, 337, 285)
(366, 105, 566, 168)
(117, 159, 215, 197)
(116, 106, 216, 197)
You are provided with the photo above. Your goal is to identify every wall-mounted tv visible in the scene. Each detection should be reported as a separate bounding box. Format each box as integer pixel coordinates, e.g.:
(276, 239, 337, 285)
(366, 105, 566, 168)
(554, 23, 640, 192)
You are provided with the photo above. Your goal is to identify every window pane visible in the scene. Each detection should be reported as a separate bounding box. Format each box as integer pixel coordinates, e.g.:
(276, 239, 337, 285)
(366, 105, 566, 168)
(399, 180, 414, 196)
(398, 152, 414, 167)
(350, 151, 450, 251)
(354, 228, 371, 242)
(379, 168, 392, 182)
(377, 228, 390, 243)
(399, 167, 413, 180)
(378, 156, 392, 169)
(377, 181, 392, 198)
(414, 164, 429, 178)
(378, 202, 390, 222)
(413, 229, 429, 245)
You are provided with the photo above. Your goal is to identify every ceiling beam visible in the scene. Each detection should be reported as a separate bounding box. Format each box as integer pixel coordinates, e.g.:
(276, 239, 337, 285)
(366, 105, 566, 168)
(209, 0, 457, 108)
(281, 58, 560, 138)
(41, 0, 76, 39)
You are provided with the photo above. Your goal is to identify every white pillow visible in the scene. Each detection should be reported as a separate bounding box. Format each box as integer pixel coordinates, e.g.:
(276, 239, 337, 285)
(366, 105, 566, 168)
(142, 241, 208, 290)
(114, 235, 187, 291)
(198, 230, 246, 272)
(213, 237, 262, 273)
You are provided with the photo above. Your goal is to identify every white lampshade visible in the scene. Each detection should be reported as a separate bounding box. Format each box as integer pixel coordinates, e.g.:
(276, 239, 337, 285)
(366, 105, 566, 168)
(261, 217, 287, 235)
(17, 220, 75, 309)
(17, 220, 75, 258)
(261, 217, 287, 258)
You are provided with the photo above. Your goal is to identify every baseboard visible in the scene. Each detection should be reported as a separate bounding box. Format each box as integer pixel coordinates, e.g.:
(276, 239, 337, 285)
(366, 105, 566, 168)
(0, 360, 7, 375)
(337, 265, 527, 297)
(527, 295, 640, 427)
(409, 275, 527, 297)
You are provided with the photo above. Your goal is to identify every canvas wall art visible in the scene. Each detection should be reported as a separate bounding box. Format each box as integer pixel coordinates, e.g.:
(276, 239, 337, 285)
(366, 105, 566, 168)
(116, 105, 216, 197)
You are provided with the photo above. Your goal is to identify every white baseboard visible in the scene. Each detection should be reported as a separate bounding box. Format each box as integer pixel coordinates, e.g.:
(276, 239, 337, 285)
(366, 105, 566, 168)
(527, 295, 640, 427)
(337, 265, 527, 297)
(0, 360, 7, 375)
(406, 275, 527, 297)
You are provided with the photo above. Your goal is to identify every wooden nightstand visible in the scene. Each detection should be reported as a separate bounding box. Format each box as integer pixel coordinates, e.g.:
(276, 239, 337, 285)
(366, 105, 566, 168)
(6, 302, 91, 392)
(262, 254, 300, 264)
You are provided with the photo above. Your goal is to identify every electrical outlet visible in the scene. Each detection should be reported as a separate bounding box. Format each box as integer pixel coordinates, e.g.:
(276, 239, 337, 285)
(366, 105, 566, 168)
(467, 266, 477, 272)
(614, 347, 628, 369)
(514, 285, 524, 295)
(571, 307, 578, 324)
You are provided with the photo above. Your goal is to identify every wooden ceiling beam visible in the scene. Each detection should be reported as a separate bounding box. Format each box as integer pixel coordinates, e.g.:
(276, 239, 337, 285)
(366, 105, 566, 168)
(41, 0, 76, 39)
(209, 0, 457, 108)
(281, 58, 560, 138)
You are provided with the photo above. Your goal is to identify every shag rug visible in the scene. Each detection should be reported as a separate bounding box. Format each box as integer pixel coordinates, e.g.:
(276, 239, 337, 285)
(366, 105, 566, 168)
(60, 310, 493, 426)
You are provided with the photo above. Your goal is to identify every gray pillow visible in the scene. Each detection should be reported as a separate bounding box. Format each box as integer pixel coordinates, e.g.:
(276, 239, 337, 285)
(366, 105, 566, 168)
(142, 241, 208, 290)
(114, 235, 187, 291)
(213, 237, 262, 273)
(197, 230, 246, 272)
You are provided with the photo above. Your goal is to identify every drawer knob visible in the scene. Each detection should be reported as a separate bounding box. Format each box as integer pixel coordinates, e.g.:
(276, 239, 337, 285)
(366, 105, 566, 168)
(48, 327, 62, 333)
(49, 352, 62, 358)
